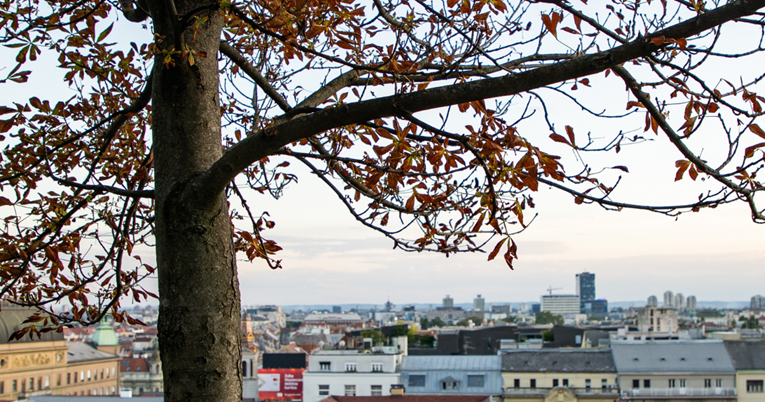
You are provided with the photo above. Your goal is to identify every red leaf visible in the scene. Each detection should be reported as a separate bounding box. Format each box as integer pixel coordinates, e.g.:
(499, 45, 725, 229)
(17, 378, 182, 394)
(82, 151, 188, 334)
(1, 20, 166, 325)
(487, 238, 506, 261)
(612, 166, 629, 173)
(549, 133, 571, 146)
(750, 124, 765, 140)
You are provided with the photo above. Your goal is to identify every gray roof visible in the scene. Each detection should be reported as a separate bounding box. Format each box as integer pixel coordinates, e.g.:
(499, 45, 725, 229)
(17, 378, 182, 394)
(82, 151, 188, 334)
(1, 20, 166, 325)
(0, 305, 65, 343)
(611, 341, 735, 373)
(401, 355, 501, 371)
(66, 341, 119, 363)
(501, 349, 615, 373)
(724, 340, 765, 370)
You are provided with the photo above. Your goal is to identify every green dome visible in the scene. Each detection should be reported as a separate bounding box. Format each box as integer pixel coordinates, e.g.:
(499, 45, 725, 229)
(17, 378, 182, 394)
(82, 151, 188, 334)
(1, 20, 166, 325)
(91, 319, 119, 346)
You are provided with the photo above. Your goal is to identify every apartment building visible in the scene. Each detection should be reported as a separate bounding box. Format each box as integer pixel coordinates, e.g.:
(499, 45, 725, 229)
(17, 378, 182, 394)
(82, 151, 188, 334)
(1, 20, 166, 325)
(501, 349, 618, 402)
(303, 348, 402, 402)
(400, 355, 502, 396)
(724, 340, 765, 402)
(612, 340, 736, 401)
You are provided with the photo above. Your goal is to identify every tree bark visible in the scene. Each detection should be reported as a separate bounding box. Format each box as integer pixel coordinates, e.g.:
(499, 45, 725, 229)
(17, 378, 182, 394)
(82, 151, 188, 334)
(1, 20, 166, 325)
(149, 1, 243, 401)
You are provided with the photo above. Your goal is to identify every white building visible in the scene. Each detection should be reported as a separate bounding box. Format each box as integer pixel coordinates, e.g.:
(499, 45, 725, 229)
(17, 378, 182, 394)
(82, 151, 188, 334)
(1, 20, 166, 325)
(303, 347, 403, 402)
(473, 295, 485, 311)
(242, 349, 259, 402)
(664, 290, 674, 307)
(540, 294, 580, 316)
(637, 306, 679, 334)
(675, 293, 685, 311)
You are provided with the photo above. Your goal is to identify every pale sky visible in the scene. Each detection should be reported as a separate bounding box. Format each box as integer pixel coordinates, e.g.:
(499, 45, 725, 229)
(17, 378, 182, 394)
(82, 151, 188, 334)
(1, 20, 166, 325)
(2, 4, 763, 310)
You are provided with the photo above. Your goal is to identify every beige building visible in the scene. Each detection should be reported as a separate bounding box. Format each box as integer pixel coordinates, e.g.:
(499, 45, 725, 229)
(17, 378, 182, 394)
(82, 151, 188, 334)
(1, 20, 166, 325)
(725, 340, 765, 402)
(0, 305, 121, 399)
(636, 306, 678, 334)
(501, 349, 619, 402)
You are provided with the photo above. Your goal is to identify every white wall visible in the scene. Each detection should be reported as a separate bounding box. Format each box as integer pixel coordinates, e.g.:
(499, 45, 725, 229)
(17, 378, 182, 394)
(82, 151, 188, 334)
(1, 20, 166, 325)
(303, 372, 400, 402)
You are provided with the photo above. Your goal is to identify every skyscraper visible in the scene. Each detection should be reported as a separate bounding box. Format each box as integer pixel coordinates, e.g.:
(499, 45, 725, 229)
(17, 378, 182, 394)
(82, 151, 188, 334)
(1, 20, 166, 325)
(674, 293, 685, 311)
(473, 294, 485, 311)
(664, 291, 674, 307)
(576, 272, 596, 313)
(443, 294, 454, 309)
(647, 295, 658, 307)
(686, 295, 697, 311)
(751, 295, 765, 310)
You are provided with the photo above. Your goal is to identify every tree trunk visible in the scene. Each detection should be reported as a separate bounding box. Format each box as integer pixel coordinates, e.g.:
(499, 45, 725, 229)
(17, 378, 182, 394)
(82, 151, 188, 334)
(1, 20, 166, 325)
(149, 2, 243, 401)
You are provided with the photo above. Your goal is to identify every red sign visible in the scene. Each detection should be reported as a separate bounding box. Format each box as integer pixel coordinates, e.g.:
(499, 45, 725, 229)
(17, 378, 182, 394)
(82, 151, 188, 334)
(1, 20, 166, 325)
(258, 368, 304, 400)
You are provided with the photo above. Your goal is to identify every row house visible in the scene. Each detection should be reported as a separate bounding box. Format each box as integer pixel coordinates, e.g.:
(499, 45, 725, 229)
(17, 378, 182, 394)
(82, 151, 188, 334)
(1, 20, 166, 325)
(400, 355, 502, 396)
(501, 349, 618, 402)
(612, 340, 736, 402)
(724, 340, 765, 402)
(303, 347, 403, 402)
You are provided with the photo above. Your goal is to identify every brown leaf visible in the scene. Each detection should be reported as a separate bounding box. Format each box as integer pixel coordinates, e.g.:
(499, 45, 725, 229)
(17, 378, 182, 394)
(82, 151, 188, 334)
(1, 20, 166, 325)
(0, 196, 12, 207)
(750, 124, 765, 140)
(487, 238, 506, 261)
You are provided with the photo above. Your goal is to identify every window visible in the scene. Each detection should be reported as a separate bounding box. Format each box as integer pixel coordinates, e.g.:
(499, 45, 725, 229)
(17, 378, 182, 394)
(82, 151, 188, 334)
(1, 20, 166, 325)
(669, 379, 676, 388)
(409, 375, 426, 387)
(67, 373, 71, 384)
(45, 376, 49, 388)
(530, 379, 536, 388)
(747, 380, 764, 393)
(344, 385, 356, 396)
(643, 379, 650, 388)
(80, 371, 84, 382)
(585, 379, 591, 389)
(704, 379, 712, 388)
(101, 369, 104, 380)
(345, 362, 357, 372)
(87, 370, 92, 381)
(467, 375, 484, 387)
(12, 380, 17, 393)
(513, 379, 520, 388)
(319, 362, 331, 371)
(371, 385, 383, 396)
(0, 381, 3, 394)
(442, 380, 458, 390)
(680, 379, 687, 388)
(372, 363, 384, 372)
(319, 385, 330, 396)
(242, 361, 247, 377)
(562, 379, 569, 387)
(553, 379, 559, 387)
(29, 378, 34, 390)
(716, 379, 723, 388)
(111, 367, 115, 378)
(57, 374, 61, 386)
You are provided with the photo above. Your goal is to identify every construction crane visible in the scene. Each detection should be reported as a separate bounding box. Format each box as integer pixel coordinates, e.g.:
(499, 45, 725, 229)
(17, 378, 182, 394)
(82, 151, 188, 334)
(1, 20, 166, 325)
(546, 286, 562, 295)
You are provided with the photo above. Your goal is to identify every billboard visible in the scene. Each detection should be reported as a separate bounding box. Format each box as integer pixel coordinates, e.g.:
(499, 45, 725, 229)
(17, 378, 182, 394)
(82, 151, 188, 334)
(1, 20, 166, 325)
(258, 368, 304, 400)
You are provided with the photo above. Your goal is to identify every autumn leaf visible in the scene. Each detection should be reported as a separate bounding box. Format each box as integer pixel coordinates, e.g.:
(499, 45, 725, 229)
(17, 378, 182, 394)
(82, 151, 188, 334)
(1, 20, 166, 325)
(675, 160, 691, 181)
(542, 12, 562, 38)
(750, 124, 765, 140)
(487, 238, 506, 261)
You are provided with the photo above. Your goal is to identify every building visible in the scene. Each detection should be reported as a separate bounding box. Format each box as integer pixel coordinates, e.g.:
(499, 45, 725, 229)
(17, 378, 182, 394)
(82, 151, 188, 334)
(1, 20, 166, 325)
(0, 305, 121, 400)
(443, 296, 454, 309)
(320, 396, 494, 402)
(501, 349, 619, 402)
(647, 296, 658, 308)
(664, 291, 674, 307)
(674, 294, 685, 312)
(332, 306, 342, 314)
(751, 295, 765, 311)
(491, 305, 511, 315)
(576, 272, 596, 313)
(686, 296, 697, 312)
(612, 340, 736, 401)
(303, 348, 403, 402)
(119, 355, 163, 396)
(303, 313, 363, 327)
(541, 295, 580, 316)
(473, 295, 485, 312)
(400, 355, 502, 396)
(582, 300, 608, 320)
(637, 307, 679, 335)
(724, 340, 765, 402)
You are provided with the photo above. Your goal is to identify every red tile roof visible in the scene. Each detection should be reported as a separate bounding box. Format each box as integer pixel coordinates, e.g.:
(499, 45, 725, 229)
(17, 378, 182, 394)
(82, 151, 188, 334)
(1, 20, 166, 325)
(120, 357, 150, 373)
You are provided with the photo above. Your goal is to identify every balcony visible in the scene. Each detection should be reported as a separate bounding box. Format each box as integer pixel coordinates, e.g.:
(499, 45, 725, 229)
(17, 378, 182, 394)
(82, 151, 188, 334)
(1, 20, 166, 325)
(621, 387, 737, 398)
(503, 387, 620, 396)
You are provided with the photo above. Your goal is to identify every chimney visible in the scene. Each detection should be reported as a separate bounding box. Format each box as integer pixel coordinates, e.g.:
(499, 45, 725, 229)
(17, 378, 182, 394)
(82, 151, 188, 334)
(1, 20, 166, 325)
(390, 384, 405, 396)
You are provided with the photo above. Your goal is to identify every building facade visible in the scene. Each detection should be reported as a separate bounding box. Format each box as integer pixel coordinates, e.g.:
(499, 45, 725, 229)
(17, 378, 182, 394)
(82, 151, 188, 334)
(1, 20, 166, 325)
(637, 307, 678, 334)
(400, 355, 502, 396)
(501, 349, 619, 402)
(303, 348, 402, 402)
(576, 272, 596, 313)
(541, 295, 580, 316)
(663, 291, 674, 307)
(612, 340, 736, 401)
(724, 340, 765, 402)
(473, 296, 485, 312)
(443, 296, 454, 309)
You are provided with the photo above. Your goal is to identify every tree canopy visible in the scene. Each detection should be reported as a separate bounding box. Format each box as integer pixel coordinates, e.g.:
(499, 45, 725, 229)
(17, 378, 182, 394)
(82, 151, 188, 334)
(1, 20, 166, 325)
(0, 0, 763, 400)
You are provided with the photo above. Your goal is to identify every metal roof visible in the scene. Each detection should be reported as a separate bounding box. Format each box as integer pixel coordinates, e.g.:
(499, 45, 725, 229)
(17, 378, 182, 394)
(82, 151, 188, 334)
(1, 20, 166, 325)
(724, 340, 765, 370)
(611, 340, 735, 373)
(501, 349, 616, 373)
(400, 355, 501, 371)
(66, 341, 119, 363)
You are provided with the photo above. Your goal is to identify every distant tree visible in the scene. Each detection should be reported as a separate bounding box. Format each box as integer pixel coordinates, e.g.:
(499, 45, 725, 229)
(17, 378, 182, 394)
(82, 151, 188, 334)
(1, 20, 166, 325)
(361, 330, 386, 346)
(419, 334, 436, 348)
(419, 317, 430, 330)
(456, 315, 484, 327)
(501, 316, 518, 323)
(542, 330, 554, 342)
(431, 317, 446, 328)
(389, 325, 409, 337)
(535, 311, 564, 325)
